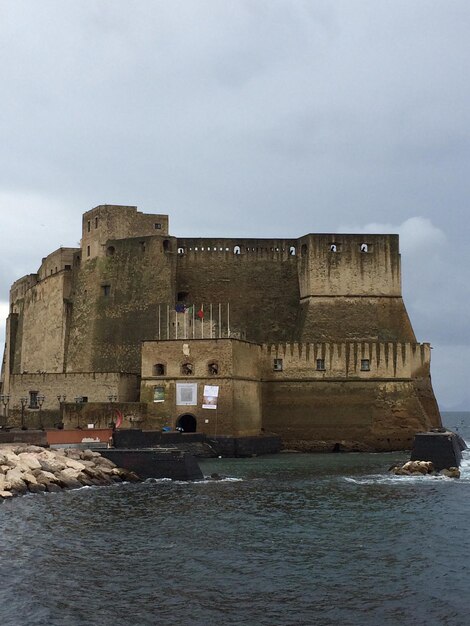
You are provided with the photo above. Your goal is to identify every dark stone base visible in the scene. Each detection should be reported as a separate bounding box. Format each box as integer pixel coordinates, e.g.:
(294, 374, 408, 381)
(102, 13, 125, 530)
(112, 430, 281, 458)
(410, 429, 466, 471)
(208, 435, 282, 458)
(0, 429, 48, 446)
(99, 448, 203, 480)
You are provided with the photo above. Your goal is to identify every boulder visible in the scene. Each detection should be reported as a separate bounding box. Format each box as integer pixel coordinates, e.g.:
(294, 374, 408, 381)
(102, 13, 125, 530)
(39, 458, 66, 473)
(0, 490, 13, 499)
(64, 458, 87, 471)
(17, 453, 42, 470)
(440, 467, 461, 479)
(28, 483, 46, 494)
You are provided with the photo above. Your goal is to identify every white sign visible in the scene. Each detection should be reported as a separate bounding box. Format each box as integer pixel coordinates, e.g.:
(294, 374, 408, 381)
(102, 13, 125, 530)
(176, 383, 198, 406)
(202, 385, 219, 410)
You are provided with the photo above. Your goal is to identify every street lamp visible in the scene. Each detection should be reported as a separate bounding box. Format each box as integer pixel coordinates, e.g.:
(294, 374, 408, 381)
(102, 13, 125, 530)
(57, 394, 66, 429)
(20, 397, 28, 430)
(0, 394, 10, 428)
(74, 397, 82, 429)
(37, 394, 45, 430)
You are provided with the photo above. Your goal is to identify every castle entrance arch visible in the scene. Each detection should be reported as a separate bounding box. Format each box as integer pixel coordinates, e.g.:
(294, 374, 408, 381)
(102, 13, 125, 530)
(176, 413, 197, 433)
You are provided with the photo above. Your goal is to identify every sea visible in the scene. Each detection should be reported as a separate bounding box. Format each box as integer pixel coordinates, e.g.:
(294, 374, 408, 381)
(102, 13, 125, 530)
(0, 412, 469, 626)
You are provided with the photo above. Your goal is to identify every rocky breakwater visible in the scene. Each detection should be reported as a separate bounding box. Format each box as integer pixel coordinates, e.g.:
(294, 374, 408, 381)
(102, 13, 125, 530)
(389, 460, 460, 478)
(0, 445, 140, 500)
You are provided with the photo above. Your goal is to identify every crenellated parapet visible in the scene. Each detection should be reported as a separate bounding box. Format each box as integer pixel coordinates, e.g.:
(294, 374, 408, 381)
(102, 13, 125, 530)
(261, 341, 431, 380)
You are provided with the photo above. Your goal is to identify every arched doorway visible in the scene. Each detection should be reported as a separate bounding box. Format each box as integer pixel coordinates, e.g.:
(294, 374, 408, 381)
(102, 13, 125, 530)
(176, 414, 197, 433)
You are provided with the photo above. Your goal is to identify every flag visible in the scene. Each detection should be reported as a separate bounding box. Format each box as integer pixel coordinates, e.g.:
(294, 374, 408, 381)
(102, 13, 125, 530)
(175, 303, 185, 313)
(197, 307, 204, 319)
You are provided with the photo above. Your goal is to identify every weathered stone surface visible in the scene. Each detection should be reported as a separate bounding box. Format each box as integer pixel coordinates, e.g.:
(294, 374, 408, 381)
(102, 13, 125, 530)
(440, 467, 461, 479)
(64, 458, 87, 471)
(28, 483, 46, 493)
(17, 453, 42, 470)
(0, 490, 13, 498)
(38, 458, 66, 473)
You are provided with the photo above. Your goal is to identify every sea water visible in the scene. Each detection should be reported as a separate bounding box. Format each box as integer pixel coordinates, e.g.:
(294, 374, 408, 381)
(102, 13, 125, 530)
(0, 413, 469, 626)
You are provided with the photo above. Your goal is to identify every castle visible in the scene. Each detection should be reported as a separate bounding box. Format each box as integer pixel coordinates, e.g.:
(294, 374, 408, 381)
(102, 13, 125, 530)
(0, 204, 441, 450)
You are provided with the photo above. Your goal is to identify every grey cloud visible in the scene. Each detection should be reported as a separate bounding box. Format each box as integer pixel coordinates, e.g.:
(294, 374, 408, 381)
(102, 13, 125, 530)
(0, 0, 469, 408)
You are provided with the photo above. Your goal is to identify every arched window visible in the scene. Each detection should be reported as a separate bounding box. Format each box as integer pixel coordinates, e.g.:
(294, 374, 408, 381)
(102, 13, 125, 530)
(177, 247, 185, 255)
(360, 243, 368, 253)
(208, 362, 218, 375)
(107, 246, 115, 256)
(301, 244, 308, 256)
(181, 362, 194, 375)
(330, 244, 337, 253)
(153, 363, 165, 376)
(233, 245, 241, 255)
(163, 240, 171, 252)
(289, 246, 296, 256)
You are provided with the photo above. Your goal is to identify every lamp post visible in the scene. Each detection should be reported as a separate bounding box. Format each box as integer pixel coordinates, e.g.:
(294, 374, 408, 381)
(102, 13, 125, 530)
(108, 394, 117, 429)
(37, 394, 45, 430)
(74, 397, 82, 429)
(0, 394, 10, 428)
(57, 394, 66, 429)
(20, 397, 28, 430)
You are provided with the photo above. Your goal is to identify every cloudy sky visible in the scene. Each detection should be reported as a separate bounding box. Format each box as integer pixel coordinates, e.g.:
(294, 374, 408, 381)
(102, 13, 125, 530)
(1, 1, 469, 410)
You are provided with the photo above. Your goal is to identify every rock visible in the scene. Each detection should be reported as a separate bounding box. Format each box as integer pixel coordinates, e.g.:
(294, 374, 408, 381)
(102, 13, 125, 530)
(39, 458, 66, 473)
(22, 472, 38, 485)
(57, 469, 83, 489)
(46, 483, 62, 493)
(28, 483, 46, 494)
(94, 456, 116, 469)
(82, 449, 101, 460)
(440, 467, 461, 479)
(0, 490, 13, 499)
(17, 453, 42, 470)
(64, 458, 87, 471)
(6, 468, 28, 492)
(64, 449, 84, 460)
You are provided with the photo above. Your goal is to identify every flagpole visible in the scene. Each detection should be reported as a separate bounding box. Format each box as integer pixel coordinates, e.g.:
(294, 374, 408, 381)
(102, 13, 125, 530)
(210, 303, 213, 339)
(184, 307, 187, 339)
(201, 303, 204, 339)
(192, 304, 195, 339)
(175, 307, 178, 340)
(218, 303, 221, 338)
(167, 304, 170, 339)
(227, 302, 230, 338)
(158, 304, 161, 340)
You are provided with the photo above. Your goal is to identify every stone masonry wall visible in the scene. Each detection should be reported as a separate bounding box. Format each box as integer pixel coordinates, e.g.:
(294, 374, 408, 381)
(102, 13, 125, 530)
(176, 240, 300, 343)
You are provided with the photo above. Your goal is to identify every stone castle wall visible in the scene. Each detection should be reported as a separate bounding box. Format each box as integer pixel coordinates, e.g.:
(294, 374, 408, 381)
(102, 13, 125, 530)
(1, 204, 441, 450)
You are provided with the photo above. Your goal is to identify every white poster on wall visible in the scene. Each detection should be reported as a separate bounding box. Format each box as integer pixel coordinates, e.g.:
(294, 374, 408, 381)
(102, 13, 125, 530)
(202, 385, 219, 410)
(176, 383, 198, 406)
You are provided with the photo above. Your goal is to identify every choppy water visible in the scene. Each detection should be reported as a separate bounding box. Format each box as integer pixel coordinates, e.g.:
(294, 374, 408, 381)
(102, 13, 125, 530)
(1, 413, 469, 626)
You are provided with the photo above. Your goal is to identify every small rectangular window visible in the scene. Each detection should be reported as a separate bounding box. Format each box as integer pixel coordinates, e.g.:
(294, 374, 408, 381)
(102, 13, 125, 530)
(102, 285, 111, 297)
(95, 217, 98, 228)
(87, 221, 91, 233)
(273, 358, 283, 371)
(29, 391, 38, 409)
(87, 245, 90, 257)
(316, 359, 326, 371)
(155, 223, 162, 230)
(361, 359, 370, 371)
(64, 264, 71, 270)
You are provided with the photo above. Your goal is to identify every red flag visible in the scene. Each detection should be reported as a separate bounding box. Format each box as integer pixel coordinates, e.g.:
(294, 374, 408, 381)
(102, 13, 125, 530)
(197, 308, 204, 319)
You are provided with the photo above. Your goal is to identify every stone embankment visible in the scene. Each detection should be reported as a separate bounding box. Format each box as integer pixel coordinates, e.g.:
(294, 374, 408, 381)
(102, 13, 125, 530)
(389, 460, 460, 478)
(0, 445, 141, 499)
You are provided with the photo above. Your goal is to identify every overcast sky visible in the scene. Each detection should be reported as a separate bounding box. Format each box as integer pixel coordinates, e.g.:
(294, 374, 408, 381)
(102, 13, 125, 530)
(1, 1, 469, 410)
